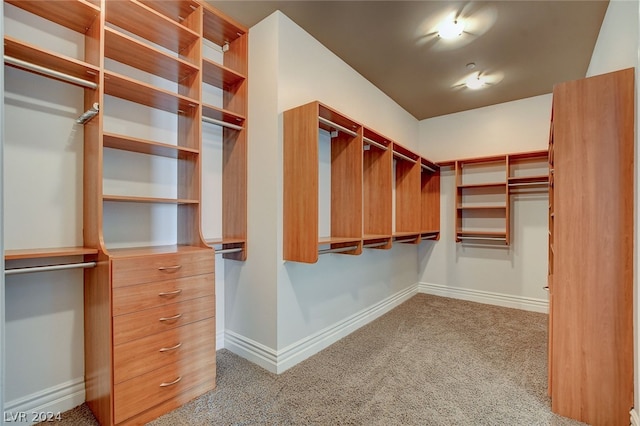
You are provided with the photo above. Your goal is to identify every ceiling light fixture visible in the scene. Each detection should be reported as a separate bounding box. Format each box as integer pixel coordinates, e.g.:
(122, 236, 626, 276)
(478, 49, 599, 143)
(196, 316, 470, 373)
(465, 73, 487, 90)
(438, 17, 465, 39)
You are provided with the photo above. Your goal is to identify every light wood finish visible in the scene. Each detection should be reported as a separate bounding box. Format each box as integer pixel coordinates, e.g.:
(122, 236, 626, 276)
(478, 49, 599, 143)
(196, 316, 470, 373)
(363, 128, 392, 249)
(202, 58, 245, 91)
(103, 133, 199, 159)
(112, 274, 214, 316)
(113, 350, 215, 424)
(102, 195, 199, 205)
(4, 247, 98, 260)
(113, 318, 216, 384)
(284, 102, 364, 263)
(549, 68, 634, 425)
(394, 144, 421, 243)
(6, 0, 100, 34)
(421, 159, 440, 237)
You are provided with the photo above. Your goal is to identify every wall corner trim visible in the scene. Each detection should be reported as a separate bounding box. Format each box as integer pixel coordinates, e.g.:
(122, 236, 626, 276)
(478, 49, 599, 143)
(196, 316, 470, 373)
(631, 408, 640, 426)
(419, 282, 548, 313)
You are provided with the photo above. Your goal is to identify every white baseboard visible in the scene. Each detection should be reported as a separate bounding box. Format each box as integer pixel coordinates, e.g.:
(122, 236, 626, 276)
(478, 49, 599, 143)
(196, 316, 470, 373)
(419, 282, 548, 313)
(631, 408, 640, 426)
(224, 285, 419, 374)
(216, 329, 225, 350)
(3, 377, 85, 424)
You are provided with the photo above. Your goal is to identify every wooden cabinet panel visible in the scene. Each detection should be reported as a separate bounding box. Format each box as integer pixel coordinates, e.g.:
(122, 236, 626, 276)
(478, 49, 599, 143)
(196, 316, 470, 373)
(113, 295, 215, 346)
(549, 68, 634, 426)
(113, 273, 213, 316)
(112, 251, 214, 288)
(114, 350, 216, 424)
(114, 318, 215, 384)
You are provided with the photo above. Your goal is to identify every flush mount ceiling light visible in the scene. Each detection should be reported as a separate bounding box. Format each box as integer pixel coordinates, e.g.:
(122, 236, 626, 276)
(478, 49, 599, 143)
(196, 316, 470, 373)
(465, 72, 487, 89)
(438, 16, 465, 39)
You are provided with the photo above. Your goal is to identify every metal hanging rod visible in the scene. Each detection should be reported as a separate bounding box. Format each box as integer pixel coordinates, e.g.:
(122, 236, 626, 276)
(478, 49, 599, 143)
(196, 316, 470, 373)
(393, 151, 417, 164)
(363, 136, 388, 151)
(394, 237, 417, 243)
(458, 236, 507, 242)
(363, 241, 388, 249)
(508, 182, 548, 187)
(202, 116, 244, 131)
(318, 116, 358, 138)
(4, 55, 98, 89)
(76, 103, 99, 124)
(421, 233, 438, 240)
(421, 163, 437, 173)
(5, 261, 97, 276)
(318, 245, 358, 255)
(215, 247, 243, 255)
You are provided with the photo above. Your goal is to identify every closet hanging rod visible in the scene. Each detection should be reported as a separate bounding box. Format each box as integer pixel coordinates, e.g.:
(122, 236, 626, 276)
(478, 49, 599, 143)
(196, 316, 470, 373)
(363, 136, 388, 151)
(77, 103, 99, 124)
(4, 56, 98, 89)
(393, 151, 417, 164)
(508, 182, 548, 187)
(458, 236, 507, 242)
(318, 116, 358, 138)
(202, 116, 244, 131)
(421, 163, 437, 173)
(215, 247, 243, 255)
(5, 261, 97, 276)
(318, 245, 358, 255)
(421, 234, 438, 240)
(394, 237, 417, 243)
(363, 241, 388, 249)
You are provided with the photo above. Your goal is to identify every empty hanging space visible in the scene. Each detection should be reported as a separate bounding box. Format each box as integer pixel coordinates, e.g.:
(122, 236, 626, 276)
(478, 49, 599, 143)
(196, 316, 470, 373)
(284, 101, 363, 263)
(507, 150, 549, 188)
(362, 128, 393, 250)
(420, 157, 440, 241)
(393, 143, 422, 244)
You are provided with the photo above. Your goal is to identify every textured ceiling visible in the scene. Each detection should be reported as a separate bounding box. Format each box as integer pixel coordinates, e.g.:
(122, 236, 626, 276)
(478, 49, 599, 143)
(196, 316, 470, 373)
(208, 1, 609, 120)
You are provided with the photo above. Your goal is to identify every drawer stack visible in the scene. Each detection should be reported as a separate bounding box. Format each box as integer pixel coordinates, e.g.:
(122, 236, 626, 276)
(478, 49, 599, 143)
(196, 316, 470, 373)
(111, 248, 216, 425)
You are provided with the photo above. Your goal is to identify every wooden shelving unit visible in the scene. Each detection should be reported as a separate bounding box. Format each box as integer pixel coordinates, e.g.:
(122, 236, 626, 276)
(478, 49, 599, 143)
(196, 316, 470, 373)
(548, 68, 634, 425)
(3, 1, 249, 424)
(452, 150, 548, 244)
(284, 101, 440, 263)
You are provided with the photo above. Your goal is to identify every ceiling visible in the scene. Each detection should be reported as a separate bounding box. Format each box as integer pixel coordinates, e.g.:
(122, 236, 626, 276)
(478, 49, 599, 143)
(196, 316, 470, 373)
(208, 1, 609, 120)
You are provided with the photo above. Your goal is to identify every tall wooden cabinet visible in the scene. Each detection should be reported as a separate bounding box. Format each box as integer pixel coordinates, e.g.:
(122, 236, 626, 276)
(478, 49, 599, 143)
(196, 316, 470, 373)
(3, 1, 248, 424)
(548, 68, 634, 426)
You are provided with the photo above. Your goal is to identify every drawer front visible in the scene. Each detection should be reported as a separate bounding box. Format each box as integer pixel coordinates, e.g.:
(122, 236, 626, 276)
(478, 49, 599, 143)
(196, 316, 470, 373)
(114, 350, 216, 424)
(112, 251, 214, 288)
(113, 296, 215, 346)
(113, 274, 214, 316)
(114, 318, 215, 384)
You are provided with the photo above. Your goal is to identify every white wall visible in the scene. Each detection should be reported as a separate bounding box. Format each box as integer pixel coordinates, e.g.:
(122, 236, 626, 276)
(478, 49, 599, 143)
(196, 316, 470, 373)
(1, 2, 5, 417)
(582, 0, 639, 423)
(418, 95, 552, 312)
(223, 11, 423, 373)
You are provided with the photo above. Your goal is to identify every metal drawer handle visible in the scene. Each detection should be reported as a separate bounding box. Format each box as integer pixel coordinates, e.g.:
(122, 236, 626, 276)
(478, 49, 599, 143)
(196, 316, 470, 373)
(159, 313, 182, 322)
(159, 376, 182, 387)
(159, 342, 182, 353)
(543, 286, 549, 291)
(158, 289, 183, 297)
(158, 265, 182, 272)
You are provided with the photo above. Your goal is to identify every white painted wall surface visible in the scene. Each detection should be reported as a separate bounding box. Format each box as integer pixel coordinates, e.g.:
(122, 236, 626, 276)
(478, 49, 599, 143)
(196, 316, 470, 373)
(418, 95, 552, 312)
(1, 2, 5, 417)
(582, 0, 639, 423)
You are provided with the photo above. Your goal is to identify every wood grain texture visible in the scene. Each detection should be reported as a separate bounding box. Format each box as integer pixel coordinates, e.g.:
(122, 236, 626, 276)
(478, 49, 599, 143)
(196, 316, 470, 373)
(421, 169, 440, 235)
(550, 68, 634, 425)
(284, 102, 320, 263)
(363, 129, 392, 248)
(6, 0, 100, 34)
(394, 148, 421, 234)
(331, 130, 363, 245)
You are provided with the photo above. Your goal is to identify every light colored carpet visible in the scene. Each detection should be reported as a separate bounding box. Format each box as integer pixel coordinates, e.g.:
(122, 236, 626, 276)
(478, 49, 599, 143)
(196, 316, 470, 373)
(40, 294, 586, 425)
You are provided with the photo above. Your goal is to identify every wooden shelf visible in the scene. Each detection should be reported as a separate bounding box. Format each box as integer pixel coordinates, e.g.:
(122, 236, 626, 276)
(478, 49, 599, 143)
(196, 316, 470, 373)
(106, 1, 199, 54)
(4, 36, 100, 87)
(5, 246, 98, 261)
(103, 195, 199, 205)
(6, 0, 100, 34)
(107, 244, 210, 259)
(137, 0, 201, 27)
(457, 205, 507, 210)
(202, 5, 247, 46)
(202, 103, 245, 127)
(458, 182, 506, 189)
(202, 58, 245, 89)
(362, 234, 392, 241)
(205, 237, 245, 246)
(103, 133, 199, 159)
(508, 175, 549, 185)
(104, 71, 199, 114)
(104, 27, 199, 82)
(318, 236, 361, 245)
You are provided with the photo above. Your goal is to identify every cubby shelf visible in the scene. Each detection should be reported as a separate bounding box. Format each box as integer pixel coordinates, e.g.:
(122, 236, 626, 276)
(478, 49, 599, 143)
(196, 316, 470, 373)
(202, 58, 246, 89)
(5, 247, 99, 261)
(102, 195, 200, 205)
(5, 0, 100, 34)
(103, 133, 199, 159)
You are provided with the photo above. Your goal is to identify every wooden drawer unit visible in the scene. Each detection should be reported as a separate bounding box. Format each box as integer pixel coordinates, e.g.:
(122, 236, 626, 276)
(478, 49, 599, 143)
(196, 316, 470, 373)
(114, 318, 215, 384)
(114, 350, 216, 424)
(112, 273, 214, 316)
(113, 295, 215, 346)
(111, 250, 215, 288)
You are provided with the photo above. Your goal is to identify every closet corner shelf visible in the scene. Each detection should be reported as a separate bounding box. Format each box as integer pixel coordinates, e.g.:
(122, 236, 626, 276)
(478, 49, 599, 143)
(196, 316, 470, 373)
(4, 36, 100, 86)
(5, 246, 98, 261)
(103, 133, 199, 159)
(202, 59, 246, 89)
(6, 0, 100, 34)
